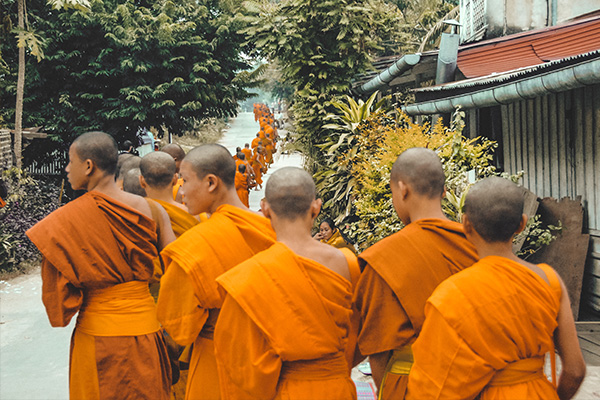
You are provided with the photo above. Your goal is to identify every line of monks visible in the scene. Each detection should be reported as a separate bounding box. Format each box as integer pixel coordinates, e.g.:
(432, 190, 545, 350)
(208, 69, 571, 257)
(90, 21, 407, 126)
(233, 104, 279, 207)
(26, 131, 586, 400)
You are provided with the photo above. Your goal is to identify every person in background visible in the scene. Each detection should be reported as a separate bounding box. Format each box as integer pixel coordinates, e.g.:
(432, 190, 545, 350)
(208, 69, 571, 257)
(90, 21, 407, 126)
(314, 217, 356, 254)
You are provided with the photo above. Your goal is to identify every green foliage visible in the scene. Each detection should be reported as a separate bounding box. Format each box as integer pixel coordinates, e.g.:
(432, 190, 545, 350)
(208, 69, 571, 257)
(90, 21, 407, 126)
(1, 0, 255, 146)
(515, 216, 562, 259)
(241, 0, 381, 169)
(0, 168, 61, 272)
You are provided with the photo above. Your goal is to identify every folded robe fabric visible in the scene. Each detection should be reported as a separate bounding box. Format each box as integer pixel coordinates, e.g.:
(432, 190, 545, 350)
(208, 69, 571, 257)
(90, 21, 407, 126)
(407, 256, 562, 400)
(26, 190, 171, 400)
(215, 243, 359, 400)
(353, 218, 478, 399)
(157, 204, 276, 400)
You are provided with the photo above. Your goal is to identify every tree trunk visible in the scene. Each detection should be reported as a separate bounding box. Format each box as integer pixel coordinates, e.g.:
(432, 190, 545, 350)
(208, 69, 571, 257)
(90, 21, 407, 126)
(14, 0, 25, 169)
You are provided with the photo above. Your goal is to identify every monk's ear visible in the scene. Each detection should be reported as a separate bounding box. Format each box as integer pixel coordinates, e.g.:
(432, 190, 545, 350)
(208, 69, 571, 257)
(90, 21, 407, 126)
(396, 180, 409, 200)
(139, 175, 148, 189)
(261, 199, 272, 219)
(462, 213, 474, 236)
(515, 214, 528, 235)
(204, 174, 218, 192)
(83, 159, 94, 177)
(310, 198, 322, 220)
(171, 173, 178, 186)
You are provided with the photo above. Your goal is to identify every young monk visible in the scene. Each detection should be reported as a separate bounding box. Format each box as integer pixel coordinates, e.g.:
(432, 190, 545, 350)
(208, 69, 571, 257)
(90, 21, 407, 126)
(407, 176, 586, 399)
(251, 133, 260, 149)
(139, 151, 200, 399)
(353, 147, 478, 399)
(161, 143, 186, 203)
(26, 131, 176, 399)
(214, 167, 361, 399)
(156, 143, 277, 400)
(115, 154, 141, 190)
(241, 143, 253, 161)
(122, 167, 147, 197)
(235, 164, 250, 208)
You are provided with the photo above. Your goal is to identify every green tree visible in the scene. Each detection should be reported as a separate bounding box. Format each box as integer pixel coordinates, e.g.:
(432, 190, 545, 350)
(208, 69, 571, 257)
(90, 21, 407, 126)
(241, 0, 380, 170)
(1, 0, 255, 151)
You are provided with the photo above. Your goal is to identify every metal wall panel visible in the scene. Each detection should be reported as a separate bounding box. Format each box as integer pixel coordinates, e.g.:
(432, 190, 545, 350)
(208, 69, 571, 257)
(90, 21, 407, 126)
(500, 83, 600, 313)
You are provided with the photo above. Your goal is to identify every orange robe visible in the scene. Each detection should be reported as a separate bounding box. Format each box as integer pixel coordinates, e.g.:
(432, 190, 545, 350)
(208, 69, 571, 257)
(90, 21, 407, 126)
(235, 172, 249, 207)
(251, 153, 263, 185)
(215, 243, 359, 400)
(241, 148, 253, 161)
(173, 177, 184, 201)
(157, 205, 276, 400)
(251, 137, 260, 149)
(407, 256, 562, 399)
(322, 229, 356, 254)
(353, 219, 478, 399)
(26, 191, 171, 400)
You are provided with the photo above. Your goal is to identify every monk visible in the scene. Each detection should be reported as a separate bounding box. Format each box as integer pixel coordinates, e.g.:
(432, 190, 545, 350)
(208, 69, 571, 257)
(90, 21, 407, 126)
(250, 147, 264, 188)
(353, 147, 478, 399)
(241, 143, 253, 161)
(139, 151, 201, 399)
(161, 143, 186, 203)
(235, 164, 249, 208)
(406, 176, 586, 399)
(156, 143, 277, 400)
(122, 167, 147, 197)
(115, 155, 140, 190)
(251, 133, 260, 149)
(214, 167, 361, 399)
(26, 131, 176, 399)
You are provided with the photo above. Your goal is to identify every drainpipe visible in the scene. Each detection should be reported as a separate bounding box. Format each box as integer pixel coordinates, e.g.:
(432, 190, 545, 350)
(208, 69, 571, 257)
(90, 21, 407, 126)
(551, 0, 558, 26)
(433, 20, 461, 123)
(355, 54, 421, 96)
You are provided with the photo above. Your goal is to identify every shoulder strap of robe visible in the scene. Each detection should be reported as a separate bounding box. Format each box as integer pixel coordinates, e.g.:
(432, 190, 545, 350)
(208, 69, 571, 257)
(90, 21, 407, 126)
(537, 263, 562, 386)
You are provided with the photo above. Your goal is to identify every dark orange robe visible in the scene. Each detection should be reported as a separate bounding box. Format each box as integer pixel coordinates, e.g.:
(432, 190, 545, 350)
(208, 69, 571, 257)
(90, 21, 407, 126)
(157, 205, 276, 400)
(26, 191, 171, 400)
(251, 153, 263, 185)
(407, 256, 562, 399)
(215, 243, 359, 399)
(353, 218, 478, 399)
(235, 172, 249, 207)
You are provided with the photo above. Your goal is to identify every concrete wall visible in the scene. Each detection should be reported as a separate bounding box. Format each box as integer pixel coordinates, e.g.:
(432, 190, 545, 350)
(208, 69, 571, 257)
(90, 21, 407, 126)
(0, 129, 13, 170)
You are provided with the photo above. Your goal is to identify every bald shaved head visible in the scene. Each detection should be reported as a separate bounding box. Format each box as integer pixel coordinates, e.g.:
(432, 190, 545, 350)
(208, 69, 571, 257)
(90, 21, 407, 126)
(184, 144, 235, 187)
(72, 131, 118, 175)
(391, 147, 445, 198)
(140, 152, 176, 188)
(117, 156, 141, 180)
(122, 168, 146, 197)
(161, 143, 186, 161)
(464, 176, 525, 242)
(265, 167, 316, 219)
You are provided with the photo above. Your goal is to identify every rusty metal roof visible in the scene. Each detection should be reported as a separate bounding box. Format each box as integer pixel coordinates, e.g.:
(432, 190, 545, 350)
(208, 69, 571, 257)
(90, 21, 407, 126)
(458, 16, 600, 78)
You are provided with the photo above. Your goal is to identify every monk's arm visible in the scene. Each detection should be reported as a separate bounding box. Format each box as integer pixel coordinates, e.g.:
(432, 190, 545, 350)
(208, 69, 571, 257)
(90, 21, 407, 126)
(554, 277, 586, 400)
(353, 265, 415, 389)
(40, 259, 83, 327)
(157, 262, 208, 345)
(215, 295, 281, 399)
(156, 206, 176, 250)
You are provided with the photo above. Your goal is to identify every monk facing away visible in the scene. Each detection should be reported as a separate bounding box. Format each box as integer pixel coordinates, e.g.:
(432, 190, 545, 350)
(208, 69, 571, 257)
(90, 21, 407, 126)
(406, 176, 586, 400)
(156, 143, 277, 400)
(214, 167, 361, 399)
(26, 131, 176, 399)
(353, 147, 479, 399)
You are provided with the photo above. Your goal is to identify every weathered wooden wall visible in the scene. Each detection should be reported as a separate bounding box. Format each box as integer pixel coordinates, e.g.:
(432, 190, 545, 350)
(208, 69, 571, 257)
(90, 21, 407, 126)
(499, 83, 600, 314)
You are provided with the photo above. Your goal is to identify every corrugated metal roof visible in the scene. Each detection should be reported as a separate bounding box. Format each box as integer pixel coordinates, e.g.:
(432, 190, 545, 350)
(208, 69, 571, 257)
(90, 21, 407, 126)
(458, 16, 600, 78)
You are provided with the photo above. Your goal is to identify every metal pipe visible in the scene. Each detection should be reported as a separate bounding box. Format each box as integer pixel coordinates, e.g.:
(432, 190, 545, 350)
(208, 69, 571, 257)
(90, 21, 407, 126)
(355, 54, 421, 95)
(403, 58, 600, 115)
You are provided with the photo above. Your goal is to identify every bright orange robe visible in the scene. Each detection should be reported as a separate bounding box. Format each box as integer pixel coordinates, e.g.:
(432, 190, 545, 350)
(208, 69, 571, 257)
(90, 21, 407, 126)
(353, 219, 478, 399)
(251, 137, 260, 149)
(241, 148, 252, 161)
(250, 153, 263, 185)
(26, 191, 171, 399)
(215, 243, 359, 400)
(407, 256, 562, 399)
(157, 205, 276, 400)
(173, 177, 183, 201)
(235, 172, 249, 207)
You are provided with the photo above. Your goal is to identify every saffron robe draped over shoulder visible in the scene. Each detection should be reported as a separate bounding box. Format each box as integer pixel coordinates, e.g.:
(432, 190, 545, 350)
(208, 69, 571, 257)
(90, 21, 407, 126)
(157, 204, 276, 400)
(214, 243, 359, 400)
(26, 191, 171, 400)
(407, 256, 562, 400)
(353, 218, 478, 399)
(235, 172, 249, 207)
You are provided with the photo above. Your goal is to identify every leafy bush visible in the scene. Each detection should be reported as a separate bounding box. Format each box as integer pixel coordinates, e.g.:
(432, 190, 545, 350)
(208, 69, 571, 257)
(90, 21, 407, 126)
(0, 168, 61, 272)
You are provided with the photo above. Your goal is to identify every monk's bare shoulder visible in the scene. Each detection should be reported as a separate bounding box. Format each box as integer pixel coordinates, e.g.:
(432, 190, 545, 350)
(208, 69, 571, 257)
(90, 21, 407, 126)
(107, 190, 153, 218)
(306, 242, 351, 281)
